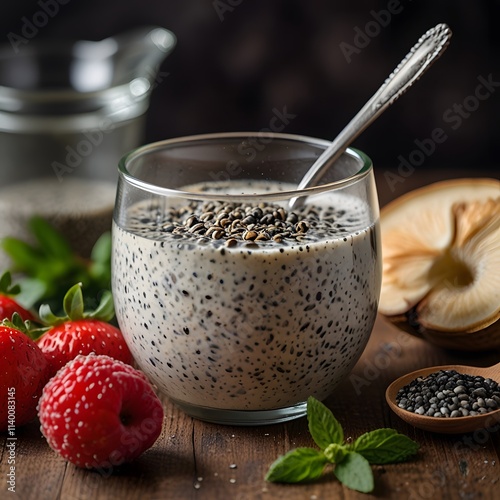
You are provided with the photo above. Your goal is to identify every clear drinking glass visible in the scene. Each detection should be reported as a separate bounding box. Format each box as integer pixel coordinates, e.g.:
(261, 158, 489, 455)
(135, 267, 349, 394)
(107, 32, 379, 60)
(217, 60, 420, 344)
(112, 132, 381, 425)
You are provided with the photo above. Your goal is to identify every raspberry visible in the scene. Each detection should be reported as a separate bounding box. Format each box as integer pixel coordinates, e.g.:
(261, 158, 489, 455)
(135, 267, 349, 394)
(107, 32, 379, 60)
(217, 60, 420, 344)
(38, 354, 164, 469)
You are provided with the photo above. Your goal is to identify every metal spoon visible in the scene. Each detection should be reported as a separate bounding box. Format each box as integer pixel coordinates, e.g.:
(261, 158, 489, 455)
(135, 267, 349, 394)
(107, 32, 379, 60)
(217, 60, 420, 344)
(386, 363, 500, 434)
(289, 23, 452, 210)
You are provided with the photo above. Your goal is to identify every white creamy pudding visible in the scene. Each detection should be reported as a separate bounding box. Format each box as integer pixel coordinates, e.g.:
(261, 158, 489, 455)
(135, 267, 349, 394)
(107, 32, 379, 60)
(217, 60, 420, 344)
(112, 182, 381, 413)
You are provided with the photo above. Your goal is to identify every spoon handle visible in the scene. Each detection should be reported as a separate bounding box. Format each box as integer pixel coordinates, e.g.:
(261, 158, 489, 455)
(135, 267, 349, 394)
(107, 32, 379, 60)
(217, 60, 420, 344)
(290, 23, 452, 208)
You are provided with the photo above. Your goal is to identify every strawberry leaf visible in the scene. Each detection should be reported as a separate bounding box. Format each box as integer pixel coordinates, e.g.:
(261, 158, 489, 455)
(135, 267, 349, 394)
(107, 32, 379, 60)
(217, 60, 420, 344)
(1, 312, 49, 341)
(39, 303, 66, 326)
(86, 290, 115, 322)
(63, 283, 85, 320)
(39, 283, 115, 326)
(0, 271, 20, 295)
(1, 312, 27, 331)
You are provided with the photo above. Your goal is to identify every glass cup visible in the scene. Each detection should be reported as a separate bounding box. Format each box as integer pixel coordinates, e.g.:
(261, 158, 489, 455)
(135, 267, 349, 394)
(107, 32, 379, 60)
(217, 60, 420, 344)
(112, 132, 381, 425)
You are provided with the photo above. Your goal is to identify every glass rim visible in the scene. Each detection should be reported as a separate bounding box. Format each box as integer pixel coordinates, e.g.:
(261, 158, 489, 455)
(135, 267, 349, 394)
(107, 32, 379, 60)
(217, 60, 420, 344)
(118, 132, 373, 202)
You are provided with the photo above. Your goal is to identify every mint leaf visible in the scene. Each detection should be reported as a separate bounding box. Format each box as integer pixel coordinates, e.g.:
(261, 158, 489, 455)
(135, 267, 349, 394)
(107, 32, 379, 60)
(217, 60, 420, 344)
(351, 428, 419, 464)
(265, 448, 327, 483)
(29, 216, 72, 259)
(324, 443, 349, 464)
(307, 396, 343, 449)
(2, 218, 112, 315)
(265, 398, 419, 491)
(2, 237, 43, 274)
(334, 452, 374, 493)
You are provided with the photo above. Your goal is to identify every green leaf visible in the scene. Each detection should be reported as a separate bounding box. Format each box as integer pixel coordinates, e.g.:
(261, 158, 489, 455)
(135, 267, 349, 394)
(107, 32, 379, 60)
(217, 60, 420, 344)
(265, 448, 328, 483)
(307, 396, 344, 450)
(2, 216, 114, 315)
(2, 312, 48, 340)
(351, 428, 419, 464)
(86, 290, 115, 322)
(324, 443, 349, 464)
(89, 232, 112, 287)
(2, 237, 43, 273)
(14, 277, 47, 309)
(334, 452, 374, 493)
(1, 312, 28, 332)
(63, 283, 85, 320)
(28, 216, 73, 259)
(39, 303, 66, 326)
(0, 271, 20, 295)
(90, 232, 111, 265)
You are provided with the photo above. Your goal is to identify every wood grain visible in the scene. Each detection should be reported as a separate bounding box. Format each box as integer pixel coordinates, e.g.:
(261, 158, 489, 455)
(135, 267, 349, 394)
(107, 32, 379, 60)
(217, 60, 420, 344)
(2, 317, 500, 499)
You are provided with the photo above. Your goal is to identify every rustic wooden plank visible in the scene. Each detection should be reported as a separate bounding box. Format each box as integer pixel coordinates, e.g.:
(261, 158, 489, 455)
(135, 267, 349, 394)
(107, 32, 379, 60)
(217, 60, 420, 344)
(2, 317, 499, 499)
(0, 420, 67, 500)
(58, 402, 198, 500)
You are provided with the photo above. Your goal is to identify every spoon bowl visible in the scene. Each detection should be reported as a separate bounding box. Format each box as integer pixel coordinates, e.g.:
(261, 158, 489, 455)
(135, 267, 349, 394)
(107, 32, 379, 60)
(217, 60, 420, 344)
(386, 363, 500, 433)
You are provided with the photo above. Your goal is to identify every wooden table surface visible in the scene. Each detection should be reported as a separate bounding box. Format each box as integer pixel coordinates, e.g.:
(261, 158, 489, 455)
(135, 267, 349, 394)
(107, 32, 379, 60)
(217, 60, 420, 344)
(2, 317, 499, 500)
(1, 167, 498, 500)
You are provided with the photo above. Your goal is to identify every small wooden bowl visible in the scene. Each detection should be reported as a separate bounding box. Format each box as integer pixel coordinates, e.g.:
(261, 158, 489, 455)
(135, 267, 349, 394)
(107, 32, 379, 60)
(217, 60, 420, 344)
(386, 363, 500, 434)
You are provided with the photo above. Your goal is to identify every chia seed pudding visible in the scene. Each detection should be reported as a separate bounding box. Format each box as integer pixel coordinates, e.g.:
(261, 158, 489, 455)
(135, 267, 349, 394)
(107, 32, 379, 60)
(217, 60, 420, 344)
(112, 182, 381, 415)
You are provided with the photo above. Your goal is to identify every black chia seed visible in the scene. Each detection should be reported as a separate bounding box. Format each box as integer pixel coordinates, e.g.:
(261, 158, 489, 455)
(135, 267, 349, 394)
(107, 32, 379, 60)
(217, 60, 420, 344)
(126, 199, 356, 248)
(396, 369, 500, 418)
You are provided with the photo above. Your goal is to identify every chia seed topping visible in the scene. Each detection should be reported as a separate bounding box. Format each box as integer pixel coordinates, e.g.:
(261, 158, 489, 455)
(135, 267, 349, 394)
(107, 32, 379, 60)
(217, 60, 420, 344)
(126, 199, 366, 248)
(396, 369, 500, 418)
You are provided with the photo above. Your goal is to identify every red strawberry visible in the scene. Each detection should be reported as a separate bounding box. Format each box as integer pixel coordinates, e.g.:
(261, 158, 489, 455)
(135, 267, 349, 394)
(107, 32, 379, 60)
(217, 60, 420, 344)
(36, 283, 133, 376)
(38, 354, 164, 469)
(0, 272, 35, 323)
(0, 317, 50, 431)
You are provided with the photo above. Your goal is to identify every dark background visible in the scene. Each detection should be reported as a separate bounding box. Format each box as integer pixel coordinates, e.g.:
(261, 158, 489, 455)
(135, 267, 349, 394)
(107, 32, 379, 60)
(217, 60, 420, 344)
(1, 0, 499, 181)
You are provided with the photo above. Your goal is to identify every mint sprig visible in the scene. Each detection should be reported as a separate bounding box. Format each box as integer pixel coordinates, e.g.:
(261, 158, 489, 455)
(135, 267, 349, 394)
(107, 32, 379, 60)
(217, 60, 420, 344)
(265, 397, 419, 493)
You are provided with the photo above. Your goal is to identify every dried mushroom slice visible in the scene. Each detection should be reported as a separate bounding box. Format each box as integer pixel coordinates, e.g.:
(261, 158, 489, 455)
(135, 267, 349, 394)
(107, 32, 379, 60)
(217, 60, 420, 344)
(379, 178, 500, 333)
